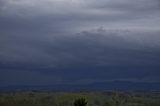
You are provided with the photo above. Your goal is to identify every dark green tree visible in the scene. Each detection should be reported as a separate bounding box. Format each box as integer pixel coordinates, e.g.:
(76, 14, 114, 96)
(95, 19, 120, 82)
(74, 98, 87, 106)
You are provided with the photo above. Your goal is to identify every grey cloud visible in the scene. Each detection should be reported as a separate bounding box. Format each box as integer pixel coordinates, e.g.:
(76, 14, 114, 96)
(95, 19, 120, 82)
(0, 28, 160, 69)
(0, 0, 160, 85)
(1, 0, 160, 30)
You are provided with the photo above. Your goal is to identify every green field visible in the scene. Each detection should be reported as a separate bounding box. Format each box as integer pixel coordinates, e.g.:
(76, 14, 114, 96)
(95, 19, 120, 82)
(0, 91, 160, 106)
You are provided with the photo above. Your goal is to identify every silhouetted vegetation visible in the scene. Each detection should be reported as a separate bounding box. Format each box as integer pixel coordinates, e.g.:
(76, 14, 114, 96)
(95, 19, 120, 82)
(74, 98, 87, 106)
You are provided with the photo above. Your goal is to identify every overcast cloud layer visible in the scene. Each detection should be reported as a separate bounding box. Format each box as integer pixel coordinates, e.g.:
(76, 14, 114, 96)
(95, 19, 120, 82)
(0, 0, 160, 86)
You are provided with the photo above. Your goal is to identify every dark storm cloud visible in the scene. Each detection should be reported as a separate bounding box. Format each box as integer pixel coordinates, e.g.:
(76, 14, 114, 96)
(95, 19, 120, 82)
(1, 29, 160, 85)
(0, 0, 160, 85)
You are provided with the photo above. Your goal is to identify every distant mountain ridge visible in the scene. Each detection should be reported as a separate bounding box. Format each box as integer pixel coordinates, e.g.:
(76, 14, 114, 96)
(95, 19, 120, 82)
(0, 81, 160, 91)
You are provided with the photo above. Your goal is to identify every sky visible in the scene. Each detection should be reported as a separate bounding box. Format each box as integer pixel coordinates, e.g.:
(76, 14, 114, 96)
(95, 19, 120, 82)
(0, 0, 160, 86)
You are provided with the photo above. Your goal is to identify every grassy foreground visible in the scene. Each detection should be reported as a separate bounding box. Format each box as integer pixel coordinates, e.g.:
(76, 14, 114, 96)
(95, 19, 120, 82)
(0, 91, 160, 106)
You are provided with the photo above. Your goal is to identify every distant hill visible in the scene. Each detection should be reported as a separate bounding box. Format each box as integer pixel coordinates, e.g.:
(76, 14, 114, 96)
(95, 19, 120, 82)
(0, 81, 160, 91)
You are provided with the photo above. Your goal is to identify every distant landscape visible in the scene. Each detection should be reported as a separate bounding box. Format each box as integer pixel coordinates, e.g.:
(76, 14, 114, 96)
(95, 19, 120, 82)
(1, 82, 160, 106)
(0, 91, 160, 106)
(1, 81, 160, 91)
